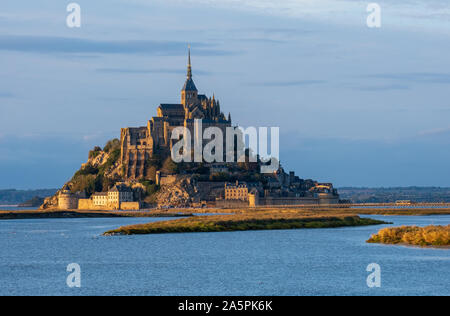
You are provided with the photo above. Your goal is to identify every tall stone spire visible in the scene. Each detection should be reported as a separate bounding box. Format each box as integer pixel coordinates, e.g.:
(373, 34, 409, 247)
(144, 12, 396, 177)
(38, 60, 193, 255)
(187, 45, 192, 80)
(181, 45, 198, 106)
(182, 45, 197, 92)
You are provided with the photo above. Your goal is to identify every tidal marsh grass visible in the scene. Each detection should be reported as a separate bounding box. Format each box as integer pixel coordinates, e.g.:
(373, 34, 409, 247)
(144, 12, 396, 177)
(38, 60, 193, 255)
(367, 225, 450, 247)
(103, 211, 388, 235)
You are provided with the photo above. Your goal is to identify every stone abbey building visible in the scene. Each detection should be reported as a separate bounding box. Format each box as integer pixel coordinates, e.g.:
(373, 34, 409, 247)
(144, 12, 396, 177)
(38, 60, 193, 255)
(42, 50, 339, 210)
(120, 49, 232, 180)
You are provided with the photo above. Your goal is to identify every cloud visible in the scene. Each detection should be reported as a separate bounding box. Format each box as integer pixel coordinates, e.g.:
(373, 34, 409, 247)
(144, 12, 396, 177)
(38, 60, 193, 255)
(161, 0, 450, 25)
(234, 38, 286, 44)
(0, 92, 14, 98)
(355, 84, 410, 91)
(95, 68, 212, 76)
(82, 133, 106, 142)
(0, 35, 233, 56)
(400, 12, 450, 21)
(218, 27, 313, 43)
(365, 73, 450, 84)
(250, 27, 311, 36)
(417, 126, 450, 137)
(250, 80, 326, 87)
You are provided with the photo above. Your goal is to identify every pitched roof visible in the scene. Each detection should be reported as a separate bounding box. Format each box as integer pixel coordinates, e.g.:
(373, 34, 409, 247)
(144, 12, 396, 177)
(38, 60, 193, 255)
(92, 192, 108, 197)
(159, 104, 184, 110)
(158, 104, 185, 118)
(182, 78, 197, 92)
(110, 185, 132, 192)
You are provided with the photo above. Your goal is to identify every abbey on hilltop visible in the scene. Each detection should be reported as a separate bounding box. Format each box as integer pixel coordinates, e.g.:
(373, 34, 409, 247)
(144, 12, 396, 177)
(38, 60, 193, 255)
(41, 49, 340, 211)
(120, 49, 232, 180)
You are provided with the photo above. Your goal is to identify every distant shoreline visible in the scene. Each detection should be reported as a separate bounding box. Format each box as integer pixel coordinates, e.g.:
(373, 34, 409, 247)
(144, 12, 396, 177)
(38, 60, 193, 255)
(1, 206, 450, 221)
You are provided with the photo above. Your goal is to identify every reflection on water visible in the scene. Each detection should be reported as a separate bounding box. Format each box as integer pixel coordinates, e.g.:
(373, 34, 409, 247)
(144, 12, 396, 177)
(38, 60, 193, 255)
(0, 215, 449, 296)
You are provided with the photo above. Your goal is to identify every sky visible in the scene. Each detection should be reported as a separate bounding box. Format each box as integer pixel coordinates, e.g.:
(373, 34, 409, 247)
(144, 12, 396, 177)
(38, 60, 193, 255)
(1, 0, 450, 189)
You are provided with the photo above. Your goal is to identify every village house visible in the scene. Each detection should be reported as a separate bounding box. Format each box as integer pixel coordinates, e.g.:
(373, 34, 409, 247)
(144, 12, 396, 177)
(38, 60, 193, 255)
(92, 184, 133, 207)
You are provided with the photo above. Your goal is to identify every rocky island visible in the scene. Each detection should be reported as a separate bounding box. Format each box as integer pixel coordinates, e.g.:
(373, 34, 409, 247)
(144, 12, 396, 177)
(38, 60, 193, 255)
(41, 50, 340, 212)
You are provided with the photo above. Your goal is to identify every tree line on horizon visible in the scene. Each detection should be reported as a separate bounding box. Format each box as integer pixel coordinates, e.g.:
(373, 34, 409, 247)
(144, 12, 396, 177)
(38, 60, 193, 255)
(338, 187, 450, 203)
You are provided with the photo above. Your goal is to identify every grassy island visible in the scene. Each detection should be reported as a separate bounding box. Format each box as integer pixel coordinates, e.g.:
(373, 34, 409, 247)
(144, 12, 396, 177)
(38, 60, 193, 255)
(367, 225, 450, 247)
(103, 212, 388, 235)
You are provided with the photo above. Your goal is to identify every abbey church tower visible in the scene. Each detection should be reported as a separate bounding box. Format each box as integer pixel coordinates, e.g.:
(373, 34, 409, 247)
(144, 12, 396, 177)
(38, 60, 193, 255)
(120, 48, 232, 180)
(181, 48, 198, 108)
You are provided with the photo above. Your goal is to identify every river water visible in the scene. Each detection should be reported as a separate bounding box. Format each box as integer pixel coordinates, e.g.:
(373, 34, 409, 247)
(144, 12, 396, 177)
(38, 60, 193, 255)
(0, 215, 448, 296)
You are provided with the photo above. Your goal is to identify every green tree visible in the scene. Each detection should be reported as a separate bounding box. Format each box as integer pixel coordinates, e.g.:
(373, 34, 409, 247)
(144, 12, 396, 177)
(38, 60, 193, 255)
(145, 166, 157, 181)
(71, 174, 97, 196)
(146, 154, 163, 169)
(162, 157, 178, 174)
(73, 165, 99, 178)
(89, 146, 102, 159)
(103, 138, 120, 153)
(98, 148, 121, 175)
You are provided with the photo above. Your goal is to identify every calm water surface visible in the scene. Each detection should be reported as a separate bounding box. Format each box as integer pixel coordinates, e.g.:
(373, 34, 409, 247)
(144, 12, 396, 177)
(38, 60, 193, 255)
(0, 206, 36, 211)
(0, 215, 449, 296)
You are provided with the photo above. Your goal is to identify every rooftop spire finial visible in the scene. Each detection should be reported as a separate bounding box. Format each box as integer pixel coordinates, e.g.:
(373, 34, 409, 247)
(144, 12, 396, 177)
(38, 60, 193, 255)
(187, 44, 192, 80)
